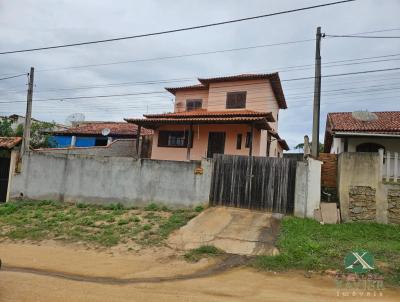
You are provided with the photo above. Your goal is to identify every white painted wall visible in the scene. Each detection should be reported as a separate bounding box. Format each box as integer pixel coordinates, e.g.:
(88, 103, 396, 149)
(294, 157, 323, 218)
(330, 137, 400, 154)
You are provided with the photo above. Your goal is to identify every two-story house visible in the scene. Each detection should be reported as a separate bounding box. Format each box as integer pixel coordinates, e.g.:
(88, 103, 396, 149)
(126, 73, 289, 161)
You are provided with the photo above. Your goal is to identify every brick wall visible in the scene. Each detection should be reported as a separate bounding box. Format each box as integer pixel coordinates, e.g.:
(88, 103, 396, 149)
(318, 153, 337, 188)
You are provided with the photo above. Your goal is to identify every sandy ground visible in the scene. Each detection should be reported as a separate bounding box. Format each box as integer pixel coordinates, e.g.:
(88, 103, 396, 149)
(0, 242, 399, 302)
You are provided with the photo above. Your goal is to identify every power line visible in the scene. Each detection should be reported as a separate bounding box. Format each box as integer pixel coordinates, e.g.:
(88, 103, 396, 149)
(1, 66, 400, 104)
(325, 34, 400, 39)
(0, 0, 355, 55)
(3, 53, 400, 96)
(0, 73, 28, 81)
(36, 39, 315, 72)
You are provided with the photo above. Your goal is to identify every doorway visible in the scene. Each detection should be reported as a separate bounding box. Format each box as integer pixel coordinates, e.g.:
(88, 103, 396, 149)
(0, 156, 11, 202)
(207, 132, 226, 158)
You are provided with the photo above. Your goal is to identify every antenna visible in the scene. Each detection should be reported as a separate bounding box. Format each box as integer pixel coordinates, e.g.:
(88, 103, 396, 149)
(65, 113, 85, 126)
(101, 128, 111, 136)
(352, 110, 378, 122)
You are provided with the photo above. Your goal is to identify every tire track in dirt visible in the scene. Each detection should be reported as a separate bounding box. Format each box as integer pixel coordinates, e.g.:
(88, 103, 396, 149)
(0, 255, 249, 285)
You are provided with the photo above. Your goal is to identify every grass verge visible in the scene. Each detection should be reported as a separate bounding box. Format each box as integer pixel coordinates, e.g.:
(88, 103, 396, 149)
(184, 245, 223, 262)
(0, 200, 200, 248)
(250, 217, 400, 286)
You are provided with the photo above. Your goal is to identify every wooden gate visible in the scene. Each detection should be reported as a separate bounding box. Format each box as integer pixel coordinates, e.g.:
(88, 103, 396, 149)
(209, 154, 297, 213)
(0, 157, 11, 203)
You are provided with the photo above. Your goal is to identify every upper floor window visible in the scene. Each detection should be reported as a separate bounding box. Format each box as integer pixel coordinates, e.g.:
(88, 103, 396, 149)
(186, 99, 202, 111)
(226, 91, 246, 109)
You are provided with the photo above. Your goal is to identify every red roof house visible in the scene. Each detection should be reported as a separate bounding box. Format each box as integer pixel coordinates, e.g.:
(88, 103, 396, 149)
(126, 73, 289, 161)
(324, 111, 400, 153)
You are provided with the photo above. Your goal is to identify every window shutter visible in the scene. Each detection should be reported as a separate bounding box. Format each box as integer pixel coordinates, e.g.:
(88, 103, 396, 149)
(226, 91, 246, 109)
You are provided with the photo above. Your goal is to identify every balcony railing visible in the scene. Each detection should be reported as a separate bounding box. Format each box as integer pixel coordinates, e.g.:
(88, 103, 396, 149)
(379, 149, 399, 183)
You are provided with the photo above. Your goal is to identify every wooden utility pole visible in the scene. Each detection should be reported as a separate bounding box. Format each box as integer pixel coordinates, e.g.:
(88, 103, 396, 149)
(311, 27, 323, 158)
(21, 67, 34, 154)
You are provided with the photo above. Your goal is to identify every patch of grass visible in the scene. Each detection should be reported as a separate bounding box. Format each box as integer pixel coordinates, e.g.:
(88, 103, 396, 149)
(0, 200, 199, 249)
(251, 217, 400, 286)
(194, 205, 204, 213)
(184, 245, 223, 262)
(144, 203, 160, 211)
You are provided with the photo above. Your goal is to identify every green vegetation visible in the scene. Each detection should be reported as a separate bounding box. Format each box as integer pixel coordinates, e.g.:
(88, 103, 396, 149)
(251, 217, 400, 286)
(184, 245, 223, 262)
(0, 200, 199, 247)
(0, 118, 56, 148)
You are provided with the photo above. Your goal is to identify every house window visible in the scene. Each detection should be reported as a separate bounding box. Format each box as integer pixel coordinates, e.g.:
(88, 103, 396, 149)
(186, 99, 202, 111)
(158, 130, 192, 148)
(245, 132, 252, 148)
(226, 91, 246, 109)
(95, 138, 108, 146)
(236, 134, 242, 150)
(356, 143, 385, 152)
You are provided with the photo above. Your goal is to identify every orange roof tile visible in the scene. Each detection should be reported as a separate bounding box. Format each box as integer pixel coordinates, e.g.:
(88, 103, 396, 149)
(143, 109, 275, 121)
(125, 116, 272, 130)
(327, 111, 400, 132)
(0, 137, 22, 149)
(52, 122, 152, 137)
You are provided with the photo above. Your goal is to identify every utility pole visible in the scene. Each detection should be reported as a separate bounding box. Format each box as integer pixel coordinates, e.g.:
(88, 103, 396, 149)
(21, 67, 34, 154)
(311, 27, 323, 158)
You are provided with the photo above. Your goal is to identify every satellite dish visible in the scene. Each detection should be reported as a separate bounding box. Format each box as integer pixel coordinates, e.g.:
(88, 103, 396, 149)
(101, 128, 111, 136)
(352, 110, 378, 122)
(65, 113, 85, 126)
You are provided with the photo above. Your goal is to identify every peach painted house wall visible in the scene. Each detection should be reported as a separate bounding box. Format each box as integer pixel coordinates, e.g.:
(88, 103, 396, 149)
(151, 79, 283, 161)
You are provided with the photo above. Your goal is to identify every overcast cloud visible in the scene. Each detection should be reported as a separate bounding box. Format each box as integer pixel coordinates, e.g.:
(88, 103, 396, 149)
(1, 0, 399, 149)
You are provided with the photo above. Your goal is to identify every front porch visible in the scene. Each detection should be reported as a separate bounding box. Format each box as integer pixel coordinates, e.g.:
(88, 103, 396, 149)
(126, 111, 278, 161)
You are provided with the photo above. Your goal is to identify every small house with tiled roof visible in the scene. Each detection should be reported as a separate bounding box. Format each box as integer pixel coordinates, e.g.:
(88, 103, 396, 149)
(324, 111, 400, 154)
(52, 121, 152, 148)
(126, 73, 289, 161)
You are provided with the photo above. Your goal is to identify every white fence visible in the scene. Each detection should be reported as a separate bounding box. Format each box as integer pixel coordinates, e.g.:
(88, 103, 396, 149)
(379, 149, 399, 183)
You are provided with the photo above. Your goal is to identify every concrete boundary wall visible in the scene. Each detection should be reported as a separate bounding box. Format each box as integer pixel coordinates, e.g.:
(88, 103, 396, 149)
(10, 152, 212, 207)
(338, 152, 400, 224)
(294, 158, 322, 218)
(35, 139, 137, 157)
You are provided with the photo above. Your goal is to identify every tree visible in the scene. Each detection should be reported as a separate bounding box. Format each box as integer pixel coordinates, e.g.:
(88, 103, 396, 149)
(29, 121, 56, 149)
(295, 141, 324, 153)
(0, 118, 56, 149)
(0, 119, 14, 136)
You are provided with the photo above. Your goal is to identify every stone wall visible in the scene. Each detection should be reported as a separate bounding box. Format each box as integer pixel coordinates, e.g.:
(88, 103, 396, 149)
(388, 188, 400, 224)
(338, 152, 400, 224)
(348, 186, 376, 221)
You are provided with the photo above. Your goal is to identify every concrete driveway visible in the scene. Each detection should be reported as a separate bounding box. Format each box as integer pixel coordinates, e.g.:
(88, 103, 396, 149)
(168, 207, 283, 255)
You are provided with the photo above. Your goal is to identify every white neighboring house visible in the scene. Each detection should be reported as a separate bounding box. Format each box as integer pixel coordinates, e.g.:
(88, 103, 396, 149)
(0, 114, 68, 132)
(324, 111, 400, 154)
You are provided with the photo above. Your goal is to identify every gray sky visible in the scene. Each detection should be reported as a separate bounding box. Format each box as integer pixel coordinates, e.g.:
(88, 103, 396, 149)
(1, 0, 399, 149)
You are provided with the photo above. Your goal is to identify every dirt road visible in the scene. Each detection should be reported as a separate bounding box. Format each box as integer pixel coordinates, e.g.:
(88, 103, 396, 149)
(0, 242, 399, 302)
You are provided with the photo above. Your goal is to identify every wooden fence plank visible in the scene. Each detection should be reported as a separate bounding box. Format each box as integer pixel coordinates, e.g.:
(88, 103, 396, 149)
(209, 154, 297, 213)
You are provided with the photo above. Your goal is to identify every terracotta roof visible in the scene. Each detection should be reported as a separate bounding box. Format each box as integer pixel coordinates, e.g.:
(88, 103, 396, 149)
(143, 109, 275, 121)
(0, 137, 22, 149)
(125, 116, 272, 130)
(278, 139, 290, 151)
(165, 84, 207, 94)
(165, 73, 287, 109)
(327, 111, 400, 132)
(52, 122, 152, 137)
(324, 111, 400, 152)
